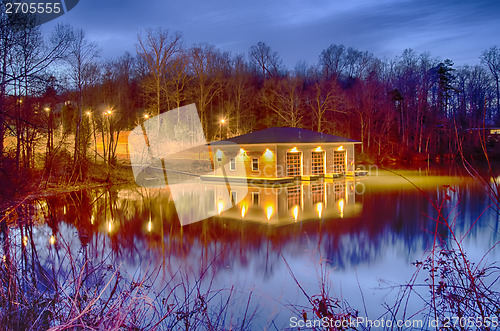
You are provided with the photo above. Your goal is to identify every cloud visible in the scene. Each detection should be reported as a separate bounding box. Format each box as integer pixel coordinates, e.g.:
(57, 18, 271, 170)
(42, 0, 500, 67)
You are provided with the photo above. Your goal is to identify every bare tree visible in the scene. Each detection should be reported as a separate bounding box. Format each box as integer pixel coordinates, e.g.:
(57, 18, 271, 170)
(136, 28, 182, 116)
(306, 80, 344, 132)
(63, 25, 100, 181)
(260, 76, 304, 128)
(248, 42, 285, 79)
(225, 54, 255, 135)
(188, 43, 229, 136)
(165, 50, 191, 110)
(481, 46, 500, 119)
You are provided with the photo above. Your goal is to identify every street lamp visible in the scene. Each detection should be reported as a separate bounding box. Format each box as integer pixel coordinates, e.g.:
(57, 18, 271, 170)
(219, 118, 227, 140)
(144, 114, 149, 119)
(86, 110, 97, 161)
(45, 106, 53, 154)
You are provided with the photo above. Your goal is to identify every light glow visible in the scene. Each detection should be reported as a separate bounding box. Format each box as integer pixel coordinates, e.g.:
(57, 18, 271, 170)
(241, 204, 247, 218)
(263, 148, 273, 158)
(108, 221, 113, 233)
(316, 202, 323, 218)
(266, 204, 274, 220)
(50, 235, 56, 245)
(23, 235, 28, 246)
(290, 147, 299, 153)
(293, 205, 299, 221)
(314, 146, 323, 152)
(338, 199, 344, 218)
(218, 201, 224, 215)
(337, 146, 344, 151)
(215, 150, 223, 159)
(148, 220, 152, 232)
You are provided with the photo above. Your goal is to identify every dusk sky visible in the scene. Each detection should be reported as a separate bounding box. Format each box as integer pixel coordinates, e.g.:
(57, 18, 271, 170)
(44, 0, 500, 68)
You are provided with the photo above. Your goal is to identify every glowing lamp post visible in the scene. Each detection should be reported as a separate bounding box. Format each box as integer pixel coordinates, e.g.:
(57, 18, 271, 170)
(86, 110, 97, 161)
(219, 118, 227, 140)
(103, 109, 113, 165)
(45, 107, 53, 154)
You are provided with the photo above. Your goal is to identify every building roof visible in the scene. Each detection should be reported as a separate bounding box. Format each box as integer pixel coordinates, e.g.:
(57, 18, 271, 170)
(214, 127, 360, 145)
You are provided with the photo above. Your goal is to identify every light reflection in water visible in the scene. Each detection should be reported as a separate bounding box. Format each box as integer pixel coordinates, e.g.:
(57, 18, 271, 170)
(241, 204, 247, 218)
(266, 204, 274, 221)
(316, 202, 323, 218)
(338, 198, 344, 218)
(293, 205, 299, 221)
(217, 201, 224, 215)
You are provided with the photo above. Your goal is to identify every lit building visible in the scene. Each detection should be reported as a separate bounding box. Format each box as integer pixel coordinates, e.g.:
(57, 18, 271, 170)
(205, 127, 361, 183)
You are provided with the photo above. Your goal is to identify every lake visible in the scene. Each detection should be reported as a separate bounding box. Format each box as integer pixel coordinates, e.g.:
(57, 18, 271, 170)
(2, 167, 500, 329)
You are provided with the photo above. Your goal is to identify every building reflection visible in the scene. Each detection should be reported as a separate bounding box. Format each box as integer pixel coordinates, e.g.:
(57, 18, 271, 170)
(168, 179, 361, 226)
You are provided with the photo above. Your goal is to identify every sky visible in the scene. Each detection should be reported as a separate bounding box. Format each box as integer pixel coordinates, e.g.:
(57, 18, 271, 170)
(43, 0, 500, 69)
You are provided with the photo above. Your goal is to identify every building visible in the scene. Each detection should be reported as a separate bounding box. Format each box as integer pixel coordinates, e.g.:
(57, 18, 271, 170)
(204, 127, 361, 183)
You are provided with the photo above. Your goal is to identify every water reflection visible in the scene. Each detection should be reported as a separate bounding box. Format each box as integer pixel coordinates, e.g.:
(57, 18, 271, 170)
(2, 170, 500, 327)
(3, 174, 499, 269)
(171, 179, 361, 225)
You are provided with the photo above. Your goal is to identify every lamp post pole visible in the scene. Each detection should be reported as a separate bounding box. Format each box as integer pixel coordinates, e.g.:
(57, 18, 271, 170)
(220, 118, 226, 140)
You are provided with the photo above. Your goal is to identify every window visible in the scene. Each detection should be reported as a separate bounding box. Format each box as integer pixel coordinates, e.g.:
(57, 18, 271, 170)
(333, 150, 346, 174)
(231, 190, 237, 204)
(311, 183, 325, 204)
(311, 151, 325, 175)
(216, 150, 223, 163)
(230, 158, 236, 171)
(334, 182, 345, 200)
(287, 185, 302, 209)
(251, 192, 260, 205)
(286, 152, 301, 177)
(252, 158, 259, 171)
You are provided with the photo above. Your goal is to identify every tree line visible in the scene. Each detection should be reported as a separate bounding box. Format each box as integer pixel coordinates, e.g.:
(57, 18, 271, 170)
(1, 9, 500, 186)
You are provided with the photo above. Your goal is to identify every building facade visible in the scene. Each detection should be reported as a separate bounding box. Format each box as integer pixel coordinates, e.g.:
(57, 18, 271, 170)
(207, 127, 361, 182)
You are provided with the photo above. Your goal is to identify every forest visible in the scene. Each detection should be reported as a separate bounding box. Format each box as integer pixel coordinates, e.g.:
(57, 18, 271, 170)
(1, 9, 500, 193)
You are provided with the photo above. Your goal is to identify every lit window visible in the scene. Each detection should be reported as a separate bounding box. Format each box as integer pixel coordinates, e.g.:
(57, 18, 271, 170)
(216, 150, 223, 162)
(286, 152, 301, 177)
(252, 158, 259, 171)
(333, 150, 346, 174)
(230, 158, 236, 171)
(311, 151, 325, 175)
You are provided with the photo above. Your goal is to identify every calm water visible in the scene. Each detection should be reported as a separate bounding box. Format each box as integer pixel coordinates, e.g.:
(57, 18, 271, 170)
(3, 168, 500, 329)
